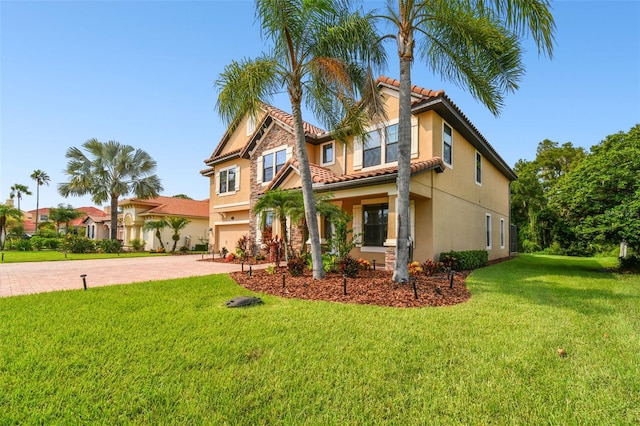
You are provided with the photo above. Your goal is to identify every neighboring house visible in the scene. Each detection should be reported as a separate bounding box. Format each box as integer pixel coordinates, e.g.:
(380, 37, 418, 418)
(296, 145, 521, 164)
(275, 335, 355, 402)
(119, 196, 210, 251)
(201, 76, 516, 268)
(82, 210, 112, 240)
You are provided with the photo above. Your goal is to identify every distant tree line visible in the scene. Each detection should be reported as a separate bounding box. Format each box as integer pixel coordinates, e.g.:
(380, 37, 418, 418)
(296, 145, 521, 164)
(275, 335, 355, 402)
(511, 124, 640, 257)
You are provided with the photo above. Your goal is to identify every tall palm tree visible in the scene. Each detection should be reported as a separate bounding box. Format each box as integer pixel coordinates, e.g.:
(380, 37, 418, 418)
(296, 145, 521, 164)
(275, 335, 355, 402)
(165, 216, 190, 253)
(216, 0, 386, 279)
(377, 0, 555, 282)
(58, 139, 163, 240)
(9, 184, 31, 211)
(0, 204, 23, 250)
(143, 220, 167, 251)
(30, 170, 50, 234)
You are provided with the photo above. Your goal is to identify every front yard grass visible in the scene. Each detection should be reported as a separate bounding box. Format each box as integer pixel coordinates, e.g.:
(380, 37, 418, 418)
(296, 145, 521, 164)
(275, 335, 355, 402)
(0, 250, 165, 263)
(0, 254, 638, 424)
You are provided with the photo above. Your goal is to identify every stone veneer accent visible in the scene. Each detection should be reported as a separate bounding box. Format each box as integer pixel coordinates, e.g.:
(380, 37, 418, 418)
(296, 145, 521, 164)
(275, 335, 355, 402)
(248, 124, 297, 255)
(385, 246, 395, 271)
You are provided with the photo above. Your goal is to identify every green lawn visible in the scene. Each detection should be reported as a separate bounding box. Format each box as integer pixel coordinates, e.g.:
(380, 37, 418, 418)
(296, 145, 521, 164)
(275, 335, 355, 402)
(0, 250, 165, 263)
(1, 254, 638, 424)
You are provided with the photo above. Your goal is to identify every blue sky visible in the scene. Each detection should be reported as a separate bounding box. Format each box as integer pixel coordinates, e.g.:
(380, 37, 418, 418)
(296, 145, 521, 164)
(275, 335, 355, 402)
(1, 0, 639, 212)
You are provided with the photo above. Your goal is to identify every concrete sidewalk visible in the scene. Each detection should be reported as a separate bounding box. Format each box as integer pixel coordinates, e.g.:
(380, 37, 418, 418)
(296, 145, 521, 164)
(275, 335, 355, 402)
(0, 255, 254, 297)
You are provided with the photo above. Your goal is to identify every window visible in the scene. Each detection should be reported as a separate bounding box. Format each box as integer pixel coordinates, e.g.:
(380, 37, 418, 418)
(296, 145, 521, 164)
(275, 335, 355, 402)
(323, 215, 332, 241)
(475, 152, 482, 184)
(218, 167, 237, 194)
(246, 116, 256, 136)
(363, 124, 399, 168)
(385, 124, 399, 163)
(363, 204, 388, 247)
(321, 142, 334, 165)
(363, 129, 382, 168)
(500, 218, 505, 249)
(486, 214, 492, 249)
(263, 149, 287, 182)
(443, 123, 453, 166)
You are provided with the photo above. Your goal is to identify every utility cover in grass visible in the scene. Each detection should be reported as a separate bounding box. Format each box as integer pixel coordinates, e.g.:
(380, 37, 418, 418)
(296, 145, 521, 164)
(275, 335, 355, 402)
(225, 296, 263, 308)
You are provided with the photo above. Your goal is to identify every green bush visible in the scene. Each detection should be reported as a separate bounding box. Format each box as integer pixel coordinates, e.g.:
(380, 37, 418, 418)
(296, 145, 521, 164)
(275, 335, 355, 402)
(130, 239, 145, 251)
(97, 239, 122, 253)
(30, 236, 45, 251)
(63, 235, 96, 254)
(12, 239, 32, 251)
(438, 250, 488, 270)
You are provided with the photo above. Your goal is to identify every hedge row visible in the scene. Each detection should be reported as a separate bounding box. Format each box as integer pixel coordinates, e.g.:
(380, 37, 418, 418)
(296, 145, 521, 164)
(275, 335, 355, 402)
(438, 250, 488, 270)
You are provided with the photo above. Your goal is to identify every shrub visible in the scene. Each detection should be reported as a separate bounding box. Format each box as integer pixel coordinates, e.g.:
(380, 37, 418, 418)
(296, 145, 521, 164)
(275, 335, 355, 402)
(224, 253, 236, 262)
(45, 238, 61, 250)
(619, 255, 640, 272)
(269, 236, 284, 266)
(255, 252, 266, 261)
(338, 255, 360, 278)
(13, 239, 32, 251)
(30, 236, 45, 251)
(287, 255, 306, 277)
(408, 261, 423, 275)
(97, 239, 122, 253)
(63, 235, 96, 254)
(130, 239, 145, 251)
(438, 250, 488, 270)
(236, 235, 249, 260)
(220, 247, 228, 258)
(422, 259, 444, 276)
(357, 258, 372, 270)
(265, 265, 277, 275)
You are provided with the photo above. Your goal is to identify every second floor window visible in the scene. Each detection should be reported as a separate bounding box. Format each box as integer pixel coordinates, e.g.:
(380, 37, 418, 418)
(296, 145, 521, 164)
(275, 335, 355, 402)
(219, 167, 237, 194)
(443, 123, 453, 166)
(321, 142, 334, 165)
(263, 149, 286, 182)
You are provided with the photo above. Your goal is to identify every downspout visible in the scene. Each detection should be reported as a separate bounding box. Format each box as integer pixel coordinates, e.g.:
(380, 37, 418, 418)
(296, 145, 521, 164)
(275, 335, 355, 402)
(343, 142, 347, 175)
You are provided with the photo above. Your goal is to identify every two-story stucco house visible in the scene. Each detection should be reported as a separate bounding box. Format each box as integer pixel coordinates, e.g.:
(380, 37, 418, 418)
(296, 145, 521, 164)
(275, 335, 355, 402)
(201, 76, 516, 269)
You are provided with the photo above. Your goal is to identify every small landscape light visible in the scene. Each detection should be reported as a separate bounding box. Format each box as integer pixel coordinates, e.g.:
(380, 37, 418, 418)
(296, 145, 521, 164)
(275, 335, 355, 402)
(80, 274, 88, 291)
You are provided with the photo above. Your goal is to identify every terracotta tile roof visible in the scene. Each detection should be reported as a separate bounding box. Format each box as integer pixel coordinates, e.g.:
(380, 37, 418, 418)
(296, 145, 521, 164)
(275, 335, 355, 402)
(261, 103, 326, 136)
(376, 75, 444, 105)
(262, 158, 445, 193)
(119, 195, 209, 218)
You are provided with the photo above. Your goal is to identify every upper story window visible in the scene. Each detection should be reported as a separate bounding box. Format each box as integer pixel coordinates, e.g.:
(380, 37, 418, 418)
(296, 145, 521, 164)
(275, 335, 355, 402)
(475, 151, 482, 184)
(321, 142, 335, 166)
(443, 123, 453, 166)
(263, 149, 286, 182)
(219, 166, 237, 194)
(257, 145, 293, 184)
(363, 124, 399, 168)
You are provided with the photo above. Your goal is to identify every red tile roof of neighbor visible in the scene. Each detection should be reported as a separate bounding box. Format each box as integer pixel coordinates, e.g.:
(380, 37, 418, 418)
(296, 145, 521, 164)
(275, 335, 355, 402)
(119, 196, 209, 218)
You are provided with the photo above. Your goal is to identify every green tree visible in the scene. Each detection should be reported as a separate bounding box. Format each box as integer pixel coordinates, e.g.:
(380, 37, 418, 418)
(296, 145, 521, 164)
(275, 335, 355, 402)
(58, 139, 163, 240)
(215, 0, 385, 279)
(49, 204, 83, 235)
(377, 0, 555, 281)
(30, 170, 51, 233)
(9, 184, 31, 211)
(253, 189, 301, 261)
(552, 125, 640, 253)
(143, 220, 167, 251)
(0, 204, 24, 250)
(165, 216, 191, 253)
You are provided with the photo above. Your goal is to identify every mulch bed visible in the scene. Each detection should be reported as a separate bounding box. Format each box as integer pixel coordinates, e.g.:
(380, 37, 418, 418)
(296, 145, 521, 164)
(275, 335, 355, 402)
(229, 268, 471, 308)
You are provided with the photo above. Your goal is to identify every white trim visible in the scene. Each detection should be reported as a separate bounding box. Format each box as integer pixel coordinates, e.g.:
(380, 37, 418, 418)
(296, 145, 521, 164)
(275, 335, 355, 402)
(214, 220, 250, 226)
(213, 201, 250, 210)
(217, 164, 238, 196)
(320, 141, 335, 166)
(361, 247, 386, 253)
(360, 119, 400, 171)
(246, 115, 256, 136)
(260, 145, 288, 183)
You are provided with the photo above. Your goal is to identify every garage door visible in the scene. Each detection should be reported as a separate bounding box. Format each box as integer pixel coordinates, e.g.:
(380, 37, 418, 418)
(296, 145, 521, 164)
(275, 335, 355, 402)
(216, 224, 249, 253)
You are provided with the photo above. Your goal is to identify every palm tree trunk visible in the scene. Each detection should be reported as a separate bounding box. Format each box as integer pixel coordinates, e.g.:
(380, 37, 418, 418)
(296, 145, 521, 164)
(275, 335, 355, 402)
(110, 195, 118, 240)
(392, 30, 414, 283)
(35, 184, 40, 234)
(280, 217, 289, 262)
(289, 87, 324, 279)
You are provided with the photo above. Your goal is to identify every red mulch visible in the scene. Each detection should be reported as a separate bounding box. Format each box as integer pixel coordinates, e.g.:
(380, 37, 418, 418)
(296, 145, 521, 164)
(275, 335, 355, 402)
(229, 268, 471, 308)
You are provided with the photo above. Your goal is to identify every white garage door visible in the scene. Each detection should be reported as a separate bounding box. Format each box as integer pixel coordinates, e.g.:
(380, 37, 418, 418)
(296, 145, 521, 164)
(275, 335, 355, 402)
(216, 224, 248, 253)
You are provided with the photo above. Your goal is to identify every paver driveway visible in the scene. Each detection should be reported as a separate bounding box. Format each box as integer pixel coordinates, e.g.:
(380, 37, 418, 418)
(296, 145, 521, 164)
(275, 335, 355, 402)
(0, 255, 249, 297)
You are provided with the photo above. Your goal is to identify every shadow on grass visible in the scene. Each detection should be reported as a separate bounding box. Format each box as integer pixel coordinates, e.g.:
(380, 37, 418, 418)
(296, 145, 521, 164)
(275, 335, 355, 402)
(469, 254, 639, 315)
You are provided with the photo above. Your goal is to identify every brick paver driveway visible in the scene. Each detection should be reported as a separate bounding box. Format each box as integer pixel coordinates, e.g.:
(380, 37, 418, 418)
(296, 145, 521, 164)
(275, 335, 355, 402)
(0, 255, 249, 297)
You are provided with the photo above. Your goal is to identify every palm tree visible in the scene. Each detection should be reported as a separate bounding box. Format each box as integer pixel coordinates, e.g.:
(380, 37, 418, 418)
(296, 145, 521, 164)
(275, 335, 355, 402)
(216, 0, 386, 279)
(143, 220, 167, 251)
(9, 184, 31, 211)
(165, 216, 190, 253)
(0, 204, 23, 250)
(30, 170, 50, 234)
(49, 204, 83, 235)
(58, 139, 163, 240)
(253, 189, 300, 261)
(377, 0, 555, 282)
